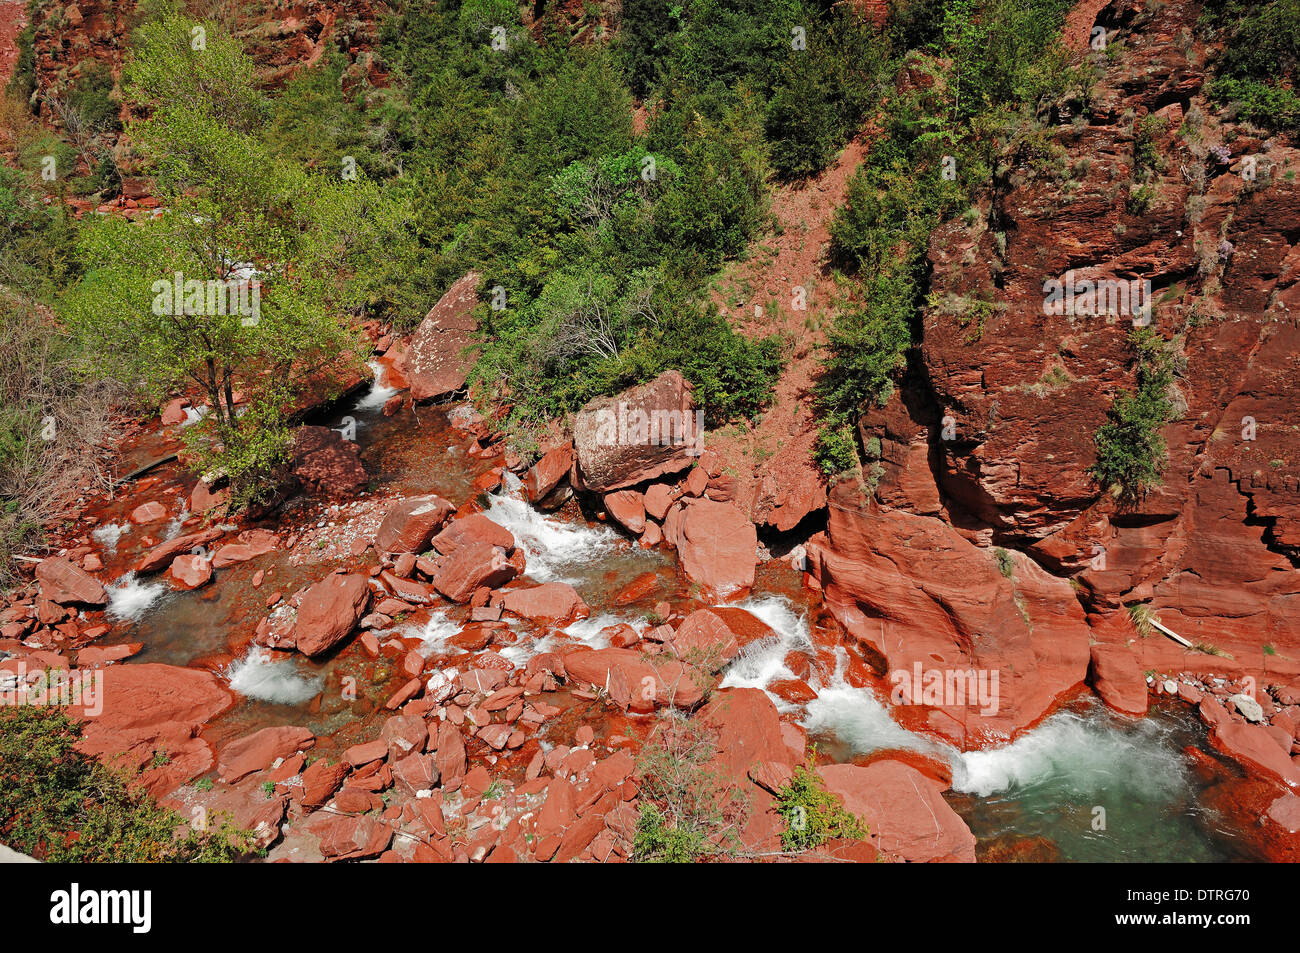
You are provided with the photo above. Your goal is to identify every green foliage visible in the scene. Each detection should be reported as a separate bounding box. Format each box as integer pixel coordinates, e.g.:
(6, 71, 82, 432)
(994, 547, 1014, 578)
(1092, 327, 1177, 505)
(1204, 0, 1300, 131)
(632, 713, 748, 863)
(66, 61, 121, 133)
(814, 418, 859, 476)
(60, 12, 398, 505)
(775, 755, 868, 852)
(0, 705, 254, 862)
(816, 0, 1078, 470)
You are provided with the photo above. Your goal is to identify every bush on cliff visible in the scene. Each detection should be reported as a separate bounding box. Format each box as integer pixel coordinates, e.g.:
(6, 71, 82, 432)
(1091, 327, 1178, 505)
(0, 706, 254, 862)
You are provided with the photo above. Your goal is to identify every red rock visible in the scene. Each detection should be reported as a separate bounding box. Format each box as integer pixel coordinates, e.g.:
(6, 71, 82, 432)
(524, 443, 574, 503)
(536, 778, 577, 837)
(676, 499, 757, 598)
(670, 607, 774, 667)
(698, 688, 798, 785)
(604, 490, 646, 534)
(434, 542, 516, 603)
(76, 642, 142, 667)
(160, 398, 189, 425)
(290, 425, 367, 498)
(1089, 644, 1149, 716)
(435, 720, 467, 788)
(392, 752, 439, 795)
(381, 713, 428, 760)
(563, 648, 704, 712)
(300, 758, 349, 809)
(478, 724, 512, 750)
(1209, 721, 1300, 788)
(130, 501, 169, 525)
(399, 271, 481, 402)
(165, 553, 213, 590)
(294, 572, 370, 657)
(375, 495, 457, 553)
(640, 521, 663, 548)
(572, 371, 701, 491)
(35, 557, 106, 606)
(644, 483, 677, 521)
(218, 726, 315, 783)
(318, 814, 393, 860)
(818, 761, 976, 863)
(135, 529, 224, 574)
(346, 739, 389, 768)
(189, 478, 229, 514)
(500, 582, 589, 625)
(68, 663, 232, 797)
(749, 760, 795, 794)
(82, 554, 103, 572)
(385, 678, 423, 709)
(807, 478, 1091, 747)
(211, 529, 279, 568)
(431, 514, 515, 557)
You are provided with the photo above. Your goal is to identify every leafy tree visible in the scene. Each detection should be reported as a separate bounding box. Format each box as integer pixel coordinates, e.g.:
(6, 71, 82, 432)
(61, 13, 398, 504)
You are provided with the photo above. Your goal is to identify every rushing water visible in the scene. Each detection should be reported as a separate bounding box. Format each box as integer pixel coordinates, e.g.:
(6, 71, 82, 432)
(95, 370, 1257, 860)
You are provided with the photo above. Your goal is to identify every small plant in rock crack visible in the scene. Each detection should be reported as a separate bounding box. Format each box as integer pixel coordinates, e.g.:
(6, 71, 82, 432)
(632, 712, 749, 863)
(775, 748, 868, 852)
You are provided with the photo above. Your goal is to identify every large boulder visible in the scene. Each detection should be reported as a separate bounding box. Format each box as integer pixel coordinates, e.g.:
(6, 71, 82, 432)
(572, 371, 701, 492)
(35, 557, 107, 606)
(676, 499, 757, 599)
(399, 271, 481, 402)
(564, 648, 705, 712)
(1088, 643, 1149, 716)
(499, 582, 589, 625)
(431, 514, 515, 557)
(294, 572, 371, 657)
(374, 495, 456, 553)
(817, 760, 976, 863)
(69, 663, 233, 797)
(165, 554, 213, 591)
(433, 542, 516, 603)
(670, 607, 775, 667)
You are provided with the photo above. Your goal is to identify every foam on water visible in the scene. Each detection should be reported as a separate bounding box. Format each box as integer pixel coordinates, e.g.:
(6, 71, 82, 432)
(484, 475, 633, 583)
(163, 509, 190, 541)
(355, 360, 399, 412)
(92, 522, 129, 553)
(949, 706, 1190, 800)
(803, 664, 1194, 803)
(228, 647, 323, 705)
(719, 594, 815, 698)
(562, 612, 648, 650)
(181, 405, 209, 428)
(804, 670, 950, 759)
(105, 572, 168, 623)
(410, 610, 460, 655)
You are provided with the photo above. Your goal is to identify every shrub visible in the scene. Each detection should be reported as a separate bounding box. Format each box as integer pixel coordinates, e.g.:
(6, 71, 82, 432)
(775, 753, 868, 852)
(1091, 327, 1177, 505)
(632, 712, 749, 863)
(0, 706, 255, 862)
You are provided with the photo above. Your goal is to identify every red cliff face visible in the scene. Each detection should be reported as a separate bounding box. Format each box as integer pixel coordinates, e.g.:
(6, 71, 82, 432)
(20, 0, 388, 111)
(816, 0, 1300, 741)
